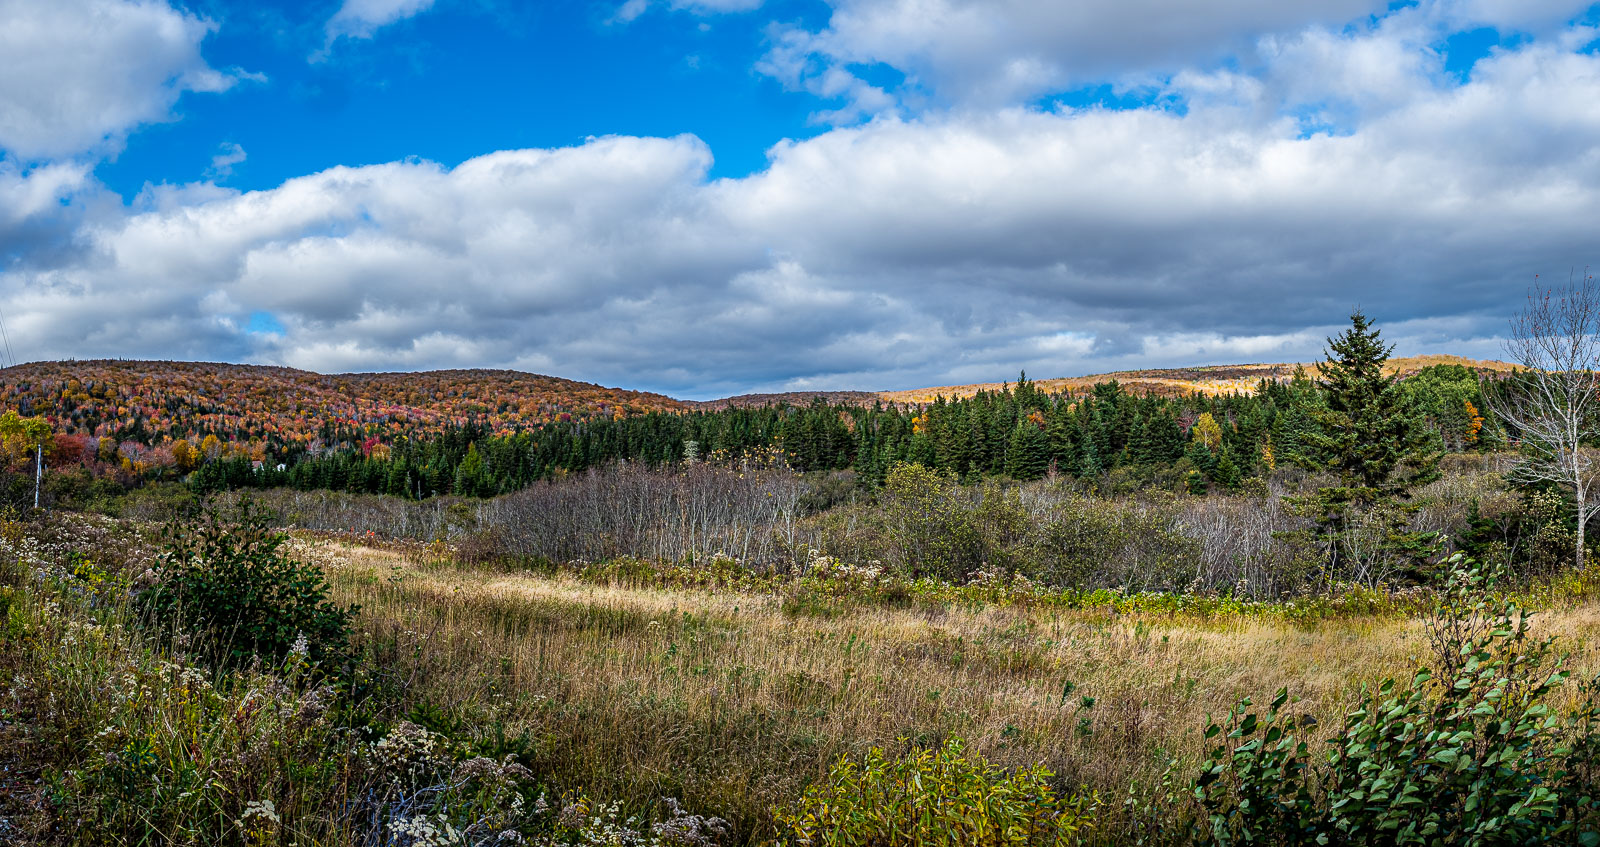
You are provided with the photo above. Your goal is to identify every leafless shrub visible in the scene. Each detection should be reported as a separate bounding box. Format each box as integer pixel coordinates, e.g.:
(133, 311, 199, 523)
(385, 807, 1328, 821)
(219, 458, 1525, 597)
(1411, 464, 1513, 541)
(478, 462, 805, 567)
(1176, 493, 1316, 597)
(211, 488, 467, 540)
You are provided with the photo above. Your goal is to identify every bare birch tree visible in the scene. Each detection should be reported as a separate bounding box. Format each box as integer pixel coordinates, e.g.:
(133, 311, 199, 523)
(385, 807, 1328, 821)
(1485, 272, 1600, 569)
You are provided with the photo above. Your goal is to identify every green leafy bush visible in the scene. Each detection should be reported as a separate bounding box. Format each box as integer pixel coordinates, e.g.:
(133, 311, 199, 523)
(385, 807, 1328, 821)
(774, 737, 1096, 846)
(1022, 490, 1200, 592)
(1194, 553, 1600, 845)
(141, 504, 356, 669)
(882, 462, 987, 581)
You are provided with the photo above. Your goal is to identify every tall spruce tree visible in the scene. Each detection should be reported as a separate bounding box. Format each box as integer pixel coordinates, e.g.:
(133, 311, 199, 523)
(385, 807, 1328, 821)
(1047, 406, 1079, 476)
(1005, 421, 1050, 480)
(1147, 409, 1186, 464)
(1295, 311, 1440, 581)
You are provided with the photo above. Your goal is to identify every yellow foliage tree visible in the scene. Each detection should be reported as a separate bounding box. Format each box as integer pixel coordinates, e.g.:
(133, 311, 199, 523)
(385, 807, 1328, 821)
(1463, 399, 1484, 445)
(0, 411, 51, 464)
(1191, 412, 1223, 451)
(171, 439, 197, 472)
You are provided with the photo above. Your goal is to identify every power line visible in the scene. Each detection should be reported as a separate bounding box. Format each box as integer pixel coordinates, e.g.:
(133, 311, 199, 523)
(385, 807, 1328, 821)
(0, 302, 13, 369)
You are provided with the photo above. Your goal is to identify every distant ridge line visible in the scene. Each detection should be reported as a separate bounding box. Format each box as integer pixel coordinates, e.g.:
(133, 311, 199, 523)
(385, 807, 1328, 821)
(873, 354, 1517, 404)
(0, 353, 1516, 412)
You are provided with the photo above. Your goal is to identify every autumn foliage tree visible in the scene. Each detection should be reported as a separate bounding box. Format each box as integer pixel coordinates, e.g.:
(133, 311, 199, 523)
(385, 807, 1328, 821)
(0, 410, 53, 508)
(0, 410, 50, 467)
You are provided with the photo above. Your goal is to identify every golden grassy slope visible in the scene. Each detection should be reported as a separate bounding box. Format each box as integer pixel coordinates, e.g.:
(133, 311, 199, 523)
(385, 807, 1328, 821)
(877, 354, 1519, 403)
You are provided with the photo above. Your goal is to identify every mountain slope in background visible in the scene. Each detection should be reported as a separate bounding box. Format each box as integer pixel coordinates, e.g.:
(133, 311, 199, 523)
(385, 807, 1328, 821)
(875, 355, 1517, 404)
(0, 354, 1516, 444)
(0, 360, 687, 443)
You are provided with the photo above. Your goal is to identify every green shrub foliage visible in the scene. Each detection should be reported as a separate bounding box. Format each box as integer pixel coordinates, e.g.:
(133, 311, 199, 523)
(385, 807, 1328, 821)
(141, 504, 356, 669)
(774, 737, 1095, 846)
(1195, 553, 1600, 845)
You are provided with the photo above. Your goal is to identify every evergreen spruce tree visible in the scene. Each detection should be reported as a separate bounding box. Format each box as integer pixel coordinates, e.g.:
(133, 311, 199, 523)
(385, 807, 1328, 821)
(1293, 311, 1441, 580)
(1091, 402, 1115, 469)
(1004, 421, 1050, 480)
(1014, 371, 1041, 412)
(1213, 445, 1242, 491)
(1126, 414, 1155, 465)
(1047, 405, 1079, 476)
(1080, 430, 1103, 479)
(1184, 439, 1216, 478)
(453, 442, 490, 497)
(1148, 410, 1186, 464)
(956, 406, 982, 476)
(1110, 392, 1137, 462)
(1275, 366, 1322, 468)
(985, 397, 1013, 474)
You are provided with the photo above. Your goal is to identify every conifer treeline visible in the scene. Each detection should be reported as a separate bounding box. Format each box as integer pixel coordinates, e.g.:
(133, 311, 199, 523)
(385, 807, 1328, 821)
(188, 363, 1494, 499)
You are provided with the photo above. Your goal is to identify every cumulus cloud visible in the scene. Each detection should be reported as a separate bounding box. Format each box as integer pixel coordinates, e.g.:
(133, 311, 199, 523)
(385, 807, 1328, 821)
(324, 0, 437, 41)
(755, 0, 1394, 113)
(0, 161, 99, 269)
(0, 163, 92, 228)
(0, 0, 236, 161)
(755, 0, 1600, 120)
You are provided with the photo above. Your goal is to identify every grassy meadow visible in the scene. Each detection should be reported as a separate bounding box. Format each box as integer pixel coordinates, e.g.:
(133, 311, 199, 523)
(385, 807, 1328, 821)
(7, 484, 1600, 845)
(317, 540, 1600, 841)
(321, 542, 1423, 833)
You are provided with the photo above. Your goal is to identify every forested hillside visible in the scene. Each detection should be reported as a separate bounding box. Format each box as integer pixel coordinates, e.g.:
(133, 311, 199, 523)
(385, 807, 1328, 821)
(0, 354, 1497, 505)
(0, 359, 685, 446)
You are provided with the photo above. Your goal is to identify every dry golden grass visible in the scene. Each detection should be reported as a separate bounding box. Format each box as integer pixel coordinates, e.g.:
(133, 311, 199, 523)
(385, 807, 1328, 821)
(877, 354, 1518, 402)
(309, 537, 1600, 843)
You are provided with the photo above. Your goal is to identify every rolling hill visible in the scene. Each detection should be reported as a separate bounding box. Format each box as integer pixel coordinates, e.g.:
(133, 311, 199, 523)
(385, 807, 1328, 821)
(0, 354, 1516, 446)
(871, 354, 1518, 404)
(0, 359, 688, 444)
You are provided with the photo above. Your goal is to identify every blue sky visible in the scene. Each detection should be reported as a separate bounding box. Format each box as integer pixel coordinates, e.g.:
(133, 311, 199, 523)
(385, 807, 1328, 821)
(3, 0, 1600, 398)
(98, 1, 835, 195)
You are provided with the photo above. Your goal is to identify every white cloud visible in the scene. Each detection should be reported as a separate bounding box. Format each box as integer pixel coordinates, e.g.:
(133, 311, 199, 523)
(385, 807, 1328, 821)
(0, 162, 92, 227)
(207, 142, 247, 178)
(0, 0, 235, 161)
(0, 160, 100, 274)
(755, 0, 1394, 114)
(755, 0, 1600, 122)
(325, 0, 437, 41)
(614, 0, 763, 24)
